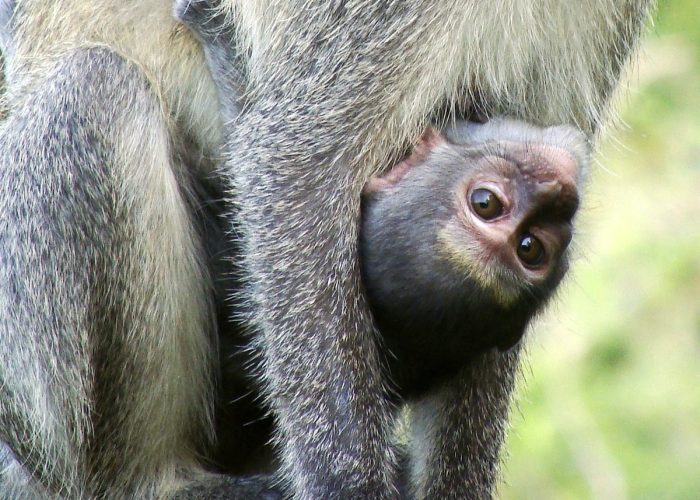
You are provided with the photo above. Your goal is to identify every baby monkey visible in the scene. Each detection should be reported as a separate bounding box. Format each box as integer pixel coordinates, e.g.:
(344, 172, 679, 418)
(361, 119, 586, 397)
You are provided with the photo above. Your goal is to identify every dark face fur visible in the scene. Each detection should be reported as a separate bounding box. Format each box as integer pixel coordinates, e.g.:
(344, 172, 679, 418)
(360, 119, 586, 397)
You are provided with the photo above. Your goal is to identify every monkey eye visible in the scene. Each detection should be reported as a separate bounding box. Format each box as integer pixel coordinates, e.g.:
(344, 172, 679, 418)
(517, 233, 545, 267)
(469, 188, 504, 220)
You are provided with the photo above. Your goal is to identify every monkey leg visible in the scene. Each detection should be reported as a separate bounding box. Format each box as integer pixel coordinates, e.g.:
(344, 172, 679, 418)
(406, 347, 521, 499)
(0, 47, 214, 498)
(178, 1, 400, 497)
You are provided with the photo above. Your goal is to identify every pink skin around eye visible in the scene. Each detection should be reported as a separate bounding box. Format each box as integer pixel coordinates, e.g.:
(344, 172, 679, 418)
(458, 158, 558, 281)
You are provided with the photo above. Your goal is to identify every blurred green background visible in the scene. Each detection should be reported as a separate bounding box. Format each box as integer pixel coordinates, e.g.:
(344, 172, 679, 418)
(500, 1, 700, 498)
(1, 3, 693, 497)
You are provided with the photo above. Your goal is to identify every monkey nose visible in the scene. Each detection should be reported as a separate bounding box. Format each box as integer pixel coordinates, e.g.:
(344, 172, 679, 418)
(530, 179, 580, 222)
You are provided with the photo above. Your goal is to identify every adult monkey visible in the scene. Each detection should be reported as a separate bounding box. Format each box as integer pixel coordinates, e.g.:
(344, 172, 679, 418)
(0, 1, 653, 500)
(200, 1, 653, 498)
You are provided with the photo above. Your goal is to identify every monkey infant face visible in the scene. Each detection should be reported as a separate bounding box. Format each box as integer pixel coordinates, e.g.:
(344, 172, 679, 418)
(360, 119, 588, 396)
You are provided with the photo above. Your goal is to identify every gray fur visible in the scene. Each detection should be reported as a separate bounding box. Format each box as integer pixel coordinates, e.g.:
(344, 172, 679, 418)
(179, 0, 648, 498)
(0, 0, 653, 498)
(178, 0, 652, 498)
(0, 46, 217, 498)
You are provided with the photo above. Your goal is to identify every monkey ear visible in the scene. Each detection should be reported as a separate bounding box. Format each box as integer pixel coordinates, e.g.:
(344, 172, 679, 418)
(415, 127, 445, 152)
(401, 127, 445, 169)
(364, 127, 445, 194)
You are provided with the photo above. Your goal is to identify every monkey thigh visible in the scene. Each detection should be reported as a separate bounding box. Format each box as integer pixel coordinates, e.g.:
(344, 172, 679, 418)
(0, 48, 213, 497)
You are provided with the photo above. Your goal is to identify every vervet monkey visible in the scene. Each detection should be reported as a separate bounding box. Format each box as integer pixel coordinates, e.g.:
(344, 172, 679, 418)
(0, 0, 653, 497)
(179, 1, 648, 497)
(203, 117, 587, 492)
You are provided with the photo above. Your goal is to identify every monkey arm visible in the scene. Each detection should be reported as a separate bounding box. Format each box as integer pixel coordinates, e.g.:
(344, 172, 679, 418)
(0, 50, 127, 497)
(224, 140, 398, 496)
(176, 2, 398, 496)
(407, 348, 521, 498)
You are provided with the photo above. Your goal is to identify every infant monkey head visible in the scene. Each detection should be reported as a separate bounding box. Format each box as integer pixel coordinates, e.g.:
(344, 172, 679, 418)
(360, 119, 588, 397)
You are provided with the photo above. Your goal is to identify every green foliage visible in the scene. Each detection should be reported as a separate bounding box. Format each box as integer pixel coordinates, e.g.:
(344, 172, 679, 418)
(501, 1, 700, 498)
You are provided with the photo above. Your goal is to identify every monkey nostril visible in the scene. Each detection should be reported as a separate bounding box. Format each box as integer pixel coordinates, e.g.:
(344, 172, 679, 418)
(530, 181, 579, 223)
(516, 233, 545, 267)
(559, 185, 580, 221)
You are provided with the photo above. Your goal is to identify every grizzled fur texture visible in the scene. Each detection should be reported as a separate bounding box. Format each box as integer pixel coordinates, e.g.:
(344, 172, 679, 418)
(0, 0, 652, 498)
(180, 0, 652, 498)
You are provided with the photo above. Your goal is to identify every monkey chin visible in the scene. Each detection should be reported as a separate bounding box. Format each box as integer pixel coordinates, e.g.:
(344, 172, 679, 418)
(437, 218, 538, 308)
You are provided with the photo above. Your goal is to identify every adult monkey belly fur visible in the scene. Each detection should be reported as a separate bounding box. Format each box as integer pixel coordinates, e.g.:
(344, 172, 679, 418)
(0, 0, 653, 498)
